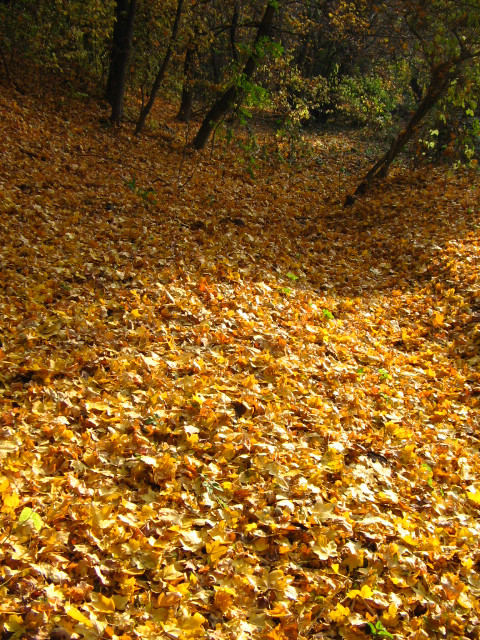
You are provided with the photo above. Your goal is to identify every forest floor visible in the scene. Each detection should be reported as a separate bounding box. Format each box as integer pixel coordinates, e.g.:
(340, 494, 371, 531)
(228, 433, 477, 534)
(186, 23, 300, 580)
(0, 75, 480, 640)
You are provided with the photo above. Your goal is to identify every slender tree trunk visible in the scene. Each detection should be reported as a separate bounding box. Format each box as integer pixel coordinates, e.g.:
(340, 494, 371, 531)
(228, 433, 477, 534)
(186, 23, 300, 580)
(346, 61, 454, 204)
(230, 0, 240, 62)
(106, 0, 137, 124)
(410, 75, 423, 104)
(210, 47, 221, 85)
(134, 0, 184, 136)
(177, 42, 195, 122)
(193, 1, 276, 151)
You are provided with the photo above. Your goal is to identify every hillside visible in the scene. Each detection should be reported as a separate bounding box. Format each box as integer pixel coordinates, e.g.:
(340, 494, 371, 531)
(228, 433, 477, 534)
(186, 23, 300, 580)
(1, 78, 480, 640)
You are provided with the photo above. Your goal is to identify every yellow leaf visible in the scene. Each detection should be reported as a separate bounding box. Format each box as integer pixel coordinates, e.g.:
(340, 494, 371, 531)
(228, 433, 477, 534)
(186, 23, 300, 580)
(119, 576, 137, 596)
(432, 311, 444, 327)
(186, 433, 199, 446)
(214, 587, 235, 613)
(390, 573, 407, 587)
(173, 582, 190, 595)
(457, 592, 472, 609)
(266, 603, 291, 618)
(0, 476, 10, 493)
(131, 308, 142, 317)
(4, 614, 24, 633)
(162, 564, 183, 581)
(90, 592, 116, 612)
(347, 585, 373, 599)
(181, 612, 207, 635)
(400, 443, 416, 462)
(466, 490, 480, 505)
(360, 584, 373, 598)
(191, 394, 205, 406)
(254, 537, 269, 551)
(2, 492, 20, 512)
(65, 605, 93, 627)
(328, 603, 350, 622)
(206, 540, 228, 565)
(112, 595, 129, 610)
(157, 591, 182, 607)
(382, 603, 398, 626)
(242, 374, 257, 390)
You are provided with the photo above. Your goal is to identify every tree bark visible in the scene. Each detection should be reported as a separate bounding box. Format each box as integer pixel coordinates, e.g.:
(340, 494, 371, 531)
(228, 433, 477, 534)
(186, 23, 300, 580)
(106, 0, 137, 124)
(134, 0, 184, 136)
(177, 42, 195, 122)
(230, 0, 240, 62)
(192, 1, 276, 151)
(346, 61, 454, 204)
(210, 46, 222, 85)
(410, 75, 423, 104)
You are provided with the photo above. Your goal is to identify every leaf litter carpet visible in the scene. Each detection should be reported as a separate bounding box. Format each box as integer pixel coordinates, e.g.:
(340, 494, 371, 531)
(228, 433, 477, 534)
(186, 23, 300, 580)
(0, 82, 480, 640)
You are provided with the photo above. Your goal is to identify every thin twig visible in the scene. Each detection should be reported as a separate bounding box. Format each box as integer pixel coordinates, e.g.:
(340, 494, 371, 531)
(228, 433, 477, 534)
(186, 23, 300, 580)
(177, 118, 191, 187)
(177, 118, 199, 191)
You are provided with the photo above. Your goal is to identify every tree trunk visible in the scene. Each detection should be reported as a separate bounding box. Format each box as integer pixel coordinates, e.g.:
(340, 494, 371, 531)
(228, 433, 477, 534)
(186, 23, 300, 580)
(106, 0, 137, 124)
(230, 0, 240, 62)
(410, 76, 423, 104)
(192, 1, 276, 151)
(210, 47, 221, 85)
(134, 0, 184, 136)
(346, 61, 454, 205)
(177, 43, 195, 122)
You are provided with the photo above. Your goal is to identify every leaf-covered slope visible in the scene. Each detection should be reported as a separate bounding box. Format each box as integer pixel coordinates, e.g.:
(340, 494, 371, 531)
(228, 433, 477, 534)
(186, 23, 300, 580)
(0, 82, 479, 640)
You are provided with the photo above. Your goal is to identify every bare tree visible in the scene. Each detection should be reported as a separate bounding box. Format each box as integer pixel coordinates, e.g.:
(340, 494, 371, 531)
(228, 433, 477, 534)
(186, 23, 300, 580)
(135, 0, 185, 136)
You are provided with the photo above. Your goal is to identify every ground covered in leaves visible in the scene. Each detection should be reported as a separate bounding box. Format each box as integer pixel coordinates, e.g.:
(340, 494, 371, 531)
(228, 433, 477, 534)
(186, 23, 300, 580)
(1, 76, 480, 640)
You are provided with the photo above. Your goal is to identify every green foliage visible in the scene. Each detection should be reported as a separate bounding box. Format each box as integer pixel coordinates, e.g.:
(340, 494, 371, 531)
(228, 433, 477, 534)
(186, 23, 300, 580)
(18, 507, 43, 532)
(272, 121, 316, 166)
(238, 76, 269, 111)
(338, 73, 399, 127)
(419, 90, 480, 166)
(366, 621, 394, 639)
(235, 130, 261, 177)
(125, 176, 157, 204)
(238, 36, 283, 64)
(265, 53, 330, 125)
(0, 0, 114, 80)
